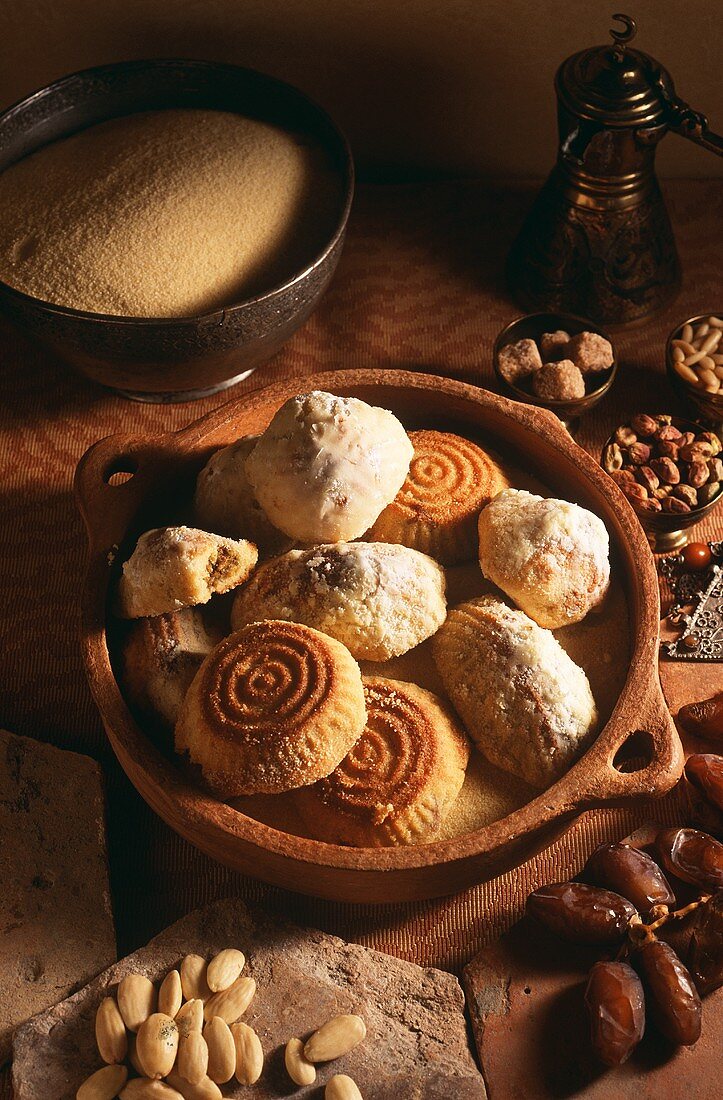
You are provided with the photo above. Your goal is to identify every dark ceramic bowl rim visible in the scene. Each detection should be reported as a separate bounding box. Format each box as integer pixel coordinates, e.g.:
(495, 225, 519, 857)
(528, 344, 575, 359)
(493, 311, 618, 409)
(0, 58, 355, 327)
(600, 414, 723, 524)
(665, 311, 723, 408)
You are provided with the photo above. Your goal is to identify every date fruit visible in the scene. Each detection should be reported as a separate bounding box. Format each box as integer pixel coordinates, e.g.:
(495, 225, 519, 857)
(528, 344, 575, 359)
(678, 692, 723, 742)
(585, 843, 675, 919)
(635, 940, 702, 1045)
(585, 961, 645, 1066)
(526, 882, 637, 944)
(687, 890, 723, 996)
(685, 754, 723, 814)
(656, 828, 723, 891)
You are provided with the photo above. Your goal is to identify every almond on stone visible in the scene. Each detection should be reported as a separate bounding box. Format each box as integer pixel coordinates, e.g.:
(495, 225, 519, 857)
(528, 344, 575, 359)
(284, 1037, 316, 1086)
(204, 1017, 236, 1084)
(136, 1012, 179, 1079)
(128, 1033, 147, 1076)
(177, 1029, 209, 1085)
(120, 1081, 184, 1099)
(180, 954, 212, 1002)
(176, 998, 204, 1038)
(231, 1021, 264, 1085)
(158, 970, 183, 1018)
(95, 996, 128, 1064)
(326, 1075, 363, 1100)
(203, 975, 256, 1025)
(76, 1064, 128, 1100)
(165, 1071, 222, 1100)
(304, 1014, 366, 1063)
(206, 948, 245, 992)
(118, 974, 157, 1032)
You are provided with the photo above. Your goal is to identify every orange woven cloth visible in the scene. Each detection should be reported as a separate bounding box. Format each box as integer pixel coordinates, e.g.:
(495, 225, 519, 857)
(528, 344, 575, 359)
(0, 181, 720, 1077)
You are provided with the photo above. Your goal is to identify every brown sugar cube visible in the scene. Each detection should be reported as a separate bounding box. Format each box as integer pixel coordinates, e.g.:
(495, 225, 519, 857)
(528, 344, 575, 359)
(531, 360, 585, 401)
(497, 338, 543, 384)
(566, 331, 614, 373)
(539, 330, 570, 360)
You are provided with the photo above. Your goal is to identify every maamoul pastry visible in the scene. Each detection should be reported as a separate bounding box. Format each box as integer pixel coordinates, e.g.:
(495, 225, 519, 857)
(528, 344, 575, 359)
(433, 597, 598, 788)
(120, 608, 222, 727)
(477, 488, 610, 629)
(245, 391, 413, 542)
(366, 430, 509, 564)
(194, 435, 289, 556)
(230, 542, 446, 661)
(117, 526, 258, 619)
(175, 620, 366, 796)
(294, 677, 470, 846)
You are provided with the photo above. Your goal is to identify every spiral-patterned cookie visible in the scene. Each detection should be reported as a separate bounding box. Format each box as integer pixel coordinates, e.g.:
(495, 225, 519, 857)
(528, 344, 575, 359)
(367, 430, 509, 564)
(294, 677, 470, 846)
(175, 621, 367, 797)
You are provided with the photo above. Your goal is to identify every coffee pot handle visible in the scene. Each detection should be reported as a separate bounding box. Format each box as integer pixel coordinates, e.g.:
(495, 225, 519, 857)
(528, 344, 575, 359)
(654, 70, 723, 157)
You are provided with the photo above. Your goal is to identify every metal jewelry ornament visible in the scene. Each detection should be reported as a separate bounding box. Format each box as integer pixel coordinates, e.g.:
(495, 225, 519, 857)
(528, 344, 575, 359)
(660, 542, 723, 660)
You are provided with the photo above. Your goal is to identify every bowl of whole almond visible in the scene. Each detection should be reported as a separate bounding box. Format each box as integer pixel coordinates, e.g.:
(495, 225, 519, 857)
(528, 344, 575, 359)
(666, 314, 723, 425)
(601, 414, 723, 551)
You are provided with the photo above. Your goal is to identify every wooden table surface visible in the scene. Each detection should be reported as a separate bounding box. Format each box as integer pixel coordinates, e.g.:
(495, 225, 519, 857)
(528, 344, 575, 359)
(1, 179, 721, 1097)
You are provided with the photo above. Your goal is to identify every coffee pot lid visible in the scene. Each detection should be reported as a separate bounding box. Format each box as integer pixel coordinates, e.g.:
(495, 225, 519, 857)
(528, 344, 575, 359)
(556, 14, 673, 127)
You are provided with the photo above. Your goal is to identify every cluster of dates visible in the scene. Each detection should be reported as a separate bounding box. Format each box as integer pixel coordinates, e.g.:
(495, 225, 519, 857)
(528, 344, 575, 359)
(685, 752, 723, 838)
(679, 696, 723, 839)
(526, 827, 723, 1067)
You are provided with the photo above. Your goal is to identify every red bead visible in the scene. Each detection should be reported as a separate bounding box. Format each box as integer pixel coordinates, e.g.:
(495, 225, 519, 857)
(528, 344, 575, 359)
(681, 542, 713, 571)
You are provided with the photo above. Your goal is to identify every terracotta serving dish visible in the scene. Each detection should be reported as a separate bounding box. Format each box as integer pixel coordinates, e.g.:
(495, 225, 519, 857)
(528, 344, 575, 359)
(75, 369, 683, 902)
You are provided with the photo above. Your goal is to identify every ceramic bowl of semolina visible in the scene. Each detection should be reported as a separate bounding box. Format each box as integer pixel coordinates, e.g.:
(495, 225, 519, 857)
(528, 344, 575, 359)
(0, 59, 353, 402)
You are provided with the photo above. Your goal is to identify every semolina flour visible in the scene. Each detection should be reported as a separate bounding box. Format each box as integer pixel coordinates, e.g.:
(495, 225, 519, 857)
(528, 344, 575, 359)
(0, 109, 340, 318)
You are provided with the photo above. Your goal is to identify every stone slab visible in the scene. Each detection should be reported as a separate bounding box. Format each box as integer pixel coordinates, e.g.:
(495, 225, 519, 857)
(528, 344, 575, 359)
(13, 898, 486, 1099)
(464, 903, 721, 1098)
(0, 730, 115, 1064)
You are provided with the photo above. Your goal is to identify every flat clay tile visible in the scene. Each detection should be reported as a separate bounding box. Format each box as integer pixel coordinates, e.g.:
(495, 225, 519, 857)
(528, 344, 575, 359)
(463, 912, 722, 1099)
(13, 897, 486, 1098)
(0, 729, 115, 1064)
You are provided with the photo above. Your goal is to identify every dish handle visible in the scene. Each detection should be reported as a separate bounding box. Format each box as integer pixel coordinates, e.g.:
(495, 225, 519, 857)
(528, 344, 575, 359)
(568, 675, 684, 808)
(74, 431, 178, 549)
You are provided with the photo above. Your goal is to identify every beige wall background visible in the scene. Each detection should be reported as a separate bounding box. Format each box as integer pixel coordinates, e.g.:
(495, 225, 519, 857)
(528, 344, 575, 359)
(1, 0, 721, 179)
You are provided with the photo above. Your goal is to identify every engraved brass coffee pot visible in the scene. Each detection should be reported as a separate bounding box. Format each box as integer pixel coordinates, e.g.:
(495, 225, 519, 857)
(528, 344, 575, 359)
(508, 14, 723, 326)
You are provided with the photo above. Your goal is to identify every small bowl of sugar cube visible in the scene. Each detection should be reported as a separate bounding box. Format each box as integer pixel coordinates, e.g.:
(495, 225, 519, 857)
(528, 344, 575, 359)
(493, 312, 617, 429)
(666, 313, 723, 428)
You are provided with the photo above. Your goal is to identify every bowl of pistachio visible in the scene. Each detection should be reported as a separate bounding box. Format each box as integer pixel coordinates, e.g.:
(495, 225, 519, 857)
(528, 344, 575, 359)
(601, 414, 723, 552)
